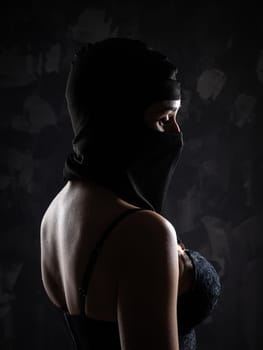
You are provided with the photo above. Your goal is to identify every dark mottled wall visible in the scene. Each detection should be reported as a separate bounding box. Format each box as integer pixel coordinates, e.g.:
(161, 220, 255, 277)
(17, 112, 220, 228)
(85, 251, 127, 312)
(0, 1, 262, 349)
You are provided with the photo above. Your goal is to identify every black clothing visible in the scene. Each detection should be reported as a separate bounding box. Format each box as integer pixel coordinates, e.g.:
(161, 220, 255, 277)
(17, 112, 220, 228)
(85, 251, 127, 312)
(63, 38, 182, 213)
(63, 126, 184, 213)
(62, 208, 220, 350)
(177, 249, 221, 335)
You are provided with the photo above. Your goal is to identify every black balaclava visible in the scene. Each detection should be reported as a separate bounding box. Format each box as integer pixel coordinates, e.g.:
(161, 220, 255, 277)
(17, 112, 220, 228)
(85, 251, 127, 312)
(63, 38, 183, 213)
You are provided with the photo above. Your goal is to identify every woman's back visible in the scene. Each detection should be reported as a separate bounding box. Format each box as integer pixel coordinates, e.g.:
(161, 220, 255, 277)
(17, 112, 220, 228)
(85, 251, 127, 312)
(40, 180, 180, 350)
(41, 180, 139, 318)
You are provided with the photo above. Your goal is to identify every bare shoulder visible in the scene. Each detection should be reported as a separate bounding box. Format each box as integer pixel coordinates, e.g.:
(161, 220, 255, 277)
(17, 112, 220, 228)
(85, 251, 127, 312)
(117, 208, 178, 276)
(117, 209, 179, 350)
(118, 209, 178, 252)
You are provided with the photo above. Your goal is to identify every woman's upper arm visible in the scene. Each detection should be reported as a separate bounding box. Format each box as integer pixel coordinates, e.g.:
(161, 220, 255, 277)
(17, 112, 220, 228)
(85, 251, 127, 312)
(117, 212, 180, 350)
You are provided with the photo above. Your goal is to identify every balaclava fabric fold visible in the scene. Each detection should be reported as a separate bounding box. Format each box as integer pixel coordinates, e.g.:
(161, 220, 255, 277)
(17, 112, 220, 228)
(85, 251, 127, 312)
(63, 38, 183, 213)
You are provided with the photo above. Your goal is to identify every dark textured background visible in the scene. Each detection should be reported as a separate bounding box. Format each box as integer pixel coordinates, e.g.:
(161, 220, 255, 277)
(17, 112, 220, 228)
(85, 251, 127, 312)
(0, 1, 262, 349)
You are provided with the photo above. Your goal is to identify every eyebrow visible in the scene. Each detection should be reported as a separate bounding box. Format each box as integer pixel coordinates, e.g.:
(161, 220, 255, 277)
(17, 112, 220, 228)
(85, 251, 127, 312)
(158, 106, 180, 112)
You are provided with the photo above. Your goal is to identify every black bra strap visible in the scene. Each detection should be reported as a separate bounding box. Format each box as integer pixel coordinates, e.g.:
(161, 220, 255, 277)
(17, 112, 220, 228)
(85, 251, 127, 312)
(79, 207, 145, 316)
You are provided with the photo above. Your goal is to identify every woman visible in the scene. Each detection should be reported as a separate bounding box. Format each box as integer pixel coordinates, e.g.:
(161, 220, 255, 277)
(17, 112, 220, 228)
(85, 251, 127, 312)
(40, 38, 221, 350)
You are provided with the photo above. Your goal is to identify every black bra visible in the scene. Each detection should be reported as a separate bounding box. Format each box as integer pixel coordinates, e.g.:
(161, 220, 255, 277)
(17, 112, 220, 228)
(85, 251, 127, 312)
(62, 207, 221, 350)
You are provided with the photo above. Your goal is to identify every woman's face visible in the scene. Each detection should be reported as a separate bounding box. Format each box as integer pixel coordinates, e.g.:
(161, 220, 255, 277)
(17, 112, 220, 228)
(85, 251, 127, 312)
(143, 99, 181, 133)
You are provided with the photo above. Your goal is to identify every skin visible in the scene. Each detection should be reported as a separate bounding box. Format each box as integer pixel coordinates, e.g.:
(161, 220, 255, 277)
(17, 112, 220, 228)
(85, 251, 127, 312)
(144, 99, 182, 133)
(40, 98, 193, 350)
(144, 99, 194, 294)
